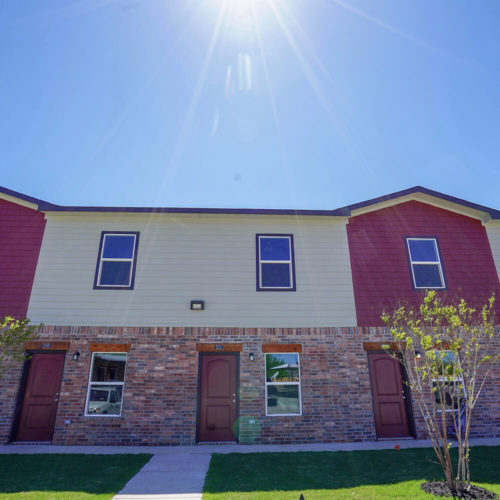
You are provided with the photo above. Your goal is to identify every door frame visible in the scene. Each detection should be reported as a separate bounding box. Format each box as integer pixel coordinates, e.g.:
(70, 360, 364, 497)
(366, 350, 416, 439)
(196, 351, 240, 443)
(10, 350, 67, 442)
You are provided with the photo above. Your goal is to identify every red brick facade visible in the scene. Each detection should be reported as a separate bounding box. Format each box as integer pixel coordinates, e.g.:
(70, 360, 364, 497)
(347, 201, 500, 326)
(0, 198, 46, 319)
(1, 325, 498, 446)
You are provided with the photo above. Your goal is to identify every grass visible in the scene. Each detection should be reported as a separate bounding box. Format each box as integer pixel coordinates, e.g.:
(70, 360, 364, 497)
(203, 446, 500, 499)
(0, 454, 152, 499)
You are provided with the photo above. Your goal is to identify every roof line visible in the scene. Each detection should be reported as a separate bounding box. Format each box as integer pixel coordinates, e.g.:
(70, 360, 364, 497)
(2, 185, 500, 219)
(37, 203, 342, 216)
(338, 186, 500, 219)
(0, 185, 55, 208)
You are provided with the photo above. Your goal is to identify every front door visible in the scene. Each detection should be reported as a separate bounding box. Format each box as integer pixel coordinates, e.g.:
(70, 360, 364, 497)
(368, 353, 411, 438)
(198, 353, 238, 442)
(16, 353, 65, 442)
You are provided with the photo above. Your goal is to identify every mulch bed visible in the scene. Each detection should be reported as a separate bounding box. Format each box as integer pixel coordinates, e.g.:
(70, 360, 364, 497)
(421, 482, 497, 499)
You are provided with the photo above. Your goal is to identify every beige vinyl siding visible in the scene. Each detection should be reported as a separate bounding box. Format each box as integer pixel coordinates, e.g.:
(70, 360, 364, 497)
(486, 222, 500, 281)
(27, 212, 356, 327)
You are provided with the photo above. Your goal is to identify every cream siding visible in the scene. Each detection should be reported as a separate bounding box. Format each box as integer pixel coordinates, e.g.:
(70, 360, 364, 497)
(486, 222, 500, 281)
(27, 212, 357, 327)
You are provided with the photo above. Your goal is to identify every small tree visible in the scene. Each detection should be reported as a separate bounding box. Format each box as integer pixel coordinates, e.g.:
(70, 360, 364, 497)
(0, 316, 39, 379)
(382, 291, 499, 495)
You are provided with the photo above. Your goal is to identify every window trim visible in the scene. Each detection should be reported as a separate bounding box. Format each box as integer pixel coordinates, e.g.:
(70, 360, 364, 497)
(406, 237, 446, 290)
(265, 352, 302, 417)
(256, 234, 296, 292)
(93, 231, 140, 290)
(84, 351, 127, 417)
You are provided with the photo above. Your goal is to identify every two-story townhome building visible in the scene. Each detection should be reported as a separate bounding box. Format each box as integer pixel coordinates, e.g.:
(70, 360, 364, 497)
(0, 186, 499, 446)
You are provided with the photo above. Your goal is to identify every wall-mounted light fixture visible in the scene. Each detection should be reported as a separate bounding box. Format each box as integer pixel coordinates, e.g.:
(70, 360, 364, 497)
(415, 351, 422, 359)
(249, 352, 254, 361)
(72, 351, 80, 361)
(190, 300, 205, 311)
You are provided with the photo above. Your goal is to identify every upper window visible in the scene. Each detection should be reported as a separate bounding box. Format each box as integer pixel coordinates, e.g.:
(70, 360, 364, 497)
(265, 353, 301, 416)
(406, 238, 445, 289)
(256, 234, 296, 291)
(94, 232, 139, 289)
(85, 352, 127, 416)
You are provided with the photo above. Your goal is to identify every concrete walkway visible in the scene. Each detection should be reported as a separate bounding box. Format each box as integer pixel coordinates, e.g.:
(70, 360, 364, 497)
(1, 438, 499, 500)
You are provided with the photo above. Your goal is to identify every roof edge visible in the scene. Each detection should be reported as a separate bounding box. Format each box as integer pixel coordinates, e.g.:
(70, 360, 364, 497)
(38, 203, 344, 217)
(2, 185, 499, 219)
(0, 185, 55, 209)
(340, 186, 500, 219)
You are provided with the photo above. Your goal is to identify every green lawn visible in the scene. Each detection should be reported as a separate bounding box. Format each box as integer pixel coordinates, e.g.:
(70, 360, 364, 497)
(203, 446, 500, 499)
(0, 454, 152, 500)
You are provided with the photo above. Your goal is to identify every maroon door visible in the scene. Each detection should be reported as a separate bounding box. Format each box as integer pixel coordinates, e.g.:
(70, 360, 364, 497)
(16, 353, 65, 442)
(198, 354, 238, 442)
(368, 353, 411, 438)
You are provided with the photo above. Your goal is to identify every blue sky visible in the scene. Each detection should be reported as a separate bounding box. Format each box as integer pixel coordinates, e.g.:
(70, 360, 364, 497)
(1, 0, 499, 209)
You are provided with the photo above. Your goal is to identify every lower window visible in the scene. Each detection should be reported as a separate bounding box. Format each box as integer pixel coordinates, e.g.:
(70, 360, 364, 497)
(85, 352, 127, 416)
(432, 351, 464, 411)
(265, 353, 301, 416)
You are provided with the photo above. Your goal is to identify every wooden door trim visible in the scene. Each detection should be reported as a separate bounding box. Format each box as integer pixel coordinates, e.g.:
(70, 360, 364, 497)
(196, 352, 240, 443)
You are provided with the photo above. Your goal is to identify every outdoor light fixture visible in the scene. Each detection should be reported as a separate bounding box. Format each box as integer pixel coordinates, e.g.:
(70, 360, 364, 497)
(72, 351, 80, 361)
(190, 300, 205, 311)
(249, 352, 254, 361)
(415, 351, 422, 359)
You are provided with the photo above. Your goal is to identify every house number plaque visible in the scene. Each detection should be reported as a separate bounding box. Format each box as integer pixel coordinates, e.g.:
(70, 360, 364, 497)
(196, 343, 243, 352)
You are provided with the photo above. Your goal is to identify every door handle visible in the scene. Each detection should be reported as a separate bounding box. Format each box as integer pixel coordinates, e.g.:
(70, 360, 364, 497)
(54, 398, 59, 402)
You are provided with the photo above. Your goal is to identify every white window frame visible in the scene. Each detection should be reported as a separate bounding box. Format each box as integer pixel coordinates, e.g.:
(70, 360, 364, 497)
(257, 235, 295, 291)
(406, 237, 445, 289)
(85, 352, 127, 417)
(265, 352, 302, 417)
(431, 350, 465, 413)
(96, 233, 138, 288)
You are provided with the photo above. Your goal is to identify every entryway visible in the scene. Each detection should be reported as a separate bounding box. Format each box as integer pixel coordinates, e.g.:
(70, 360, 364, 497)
(15, 352, 65, 442)
(367, 352, 412, 438)
(198, 353, 238, 442)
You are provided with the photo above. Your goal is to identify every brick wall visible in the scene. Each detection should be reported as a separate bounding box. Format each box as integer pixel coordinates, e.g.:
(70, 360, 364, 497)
(1, 325, 497, 446)
(0, 198, 46, 318)
(347, 201, 500, 326)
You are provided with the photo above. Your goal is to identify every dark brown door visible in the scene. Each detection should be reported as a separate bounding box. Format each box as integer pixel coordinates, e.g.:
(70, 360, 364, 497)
(198, 354, 238, 442)
(368, 353, 411, 438)
(16, 353, 65, 442)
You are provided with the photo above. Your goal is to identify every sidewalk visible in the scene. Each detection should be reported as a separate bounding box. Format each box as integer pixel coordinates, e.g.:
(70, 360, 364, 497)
(1, 438, 499, 500)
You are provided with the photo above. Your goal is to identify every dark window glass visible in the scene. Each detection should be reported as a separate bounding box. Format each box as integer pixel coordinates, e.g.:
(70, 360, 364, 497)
(267, 385, 300, 415)
(91, 353, 126, 382)
(260, 237, 290, 260)
(100, 261, 132, 286)
(87, 385, 123, 415)
(413, 264, 442, 288)
(266, 353, 300, 382)
(261, 263, 291, 288)
(102, 235, 135, 259)
(408, 239, 438, 262)
(433, 381, 464, 409)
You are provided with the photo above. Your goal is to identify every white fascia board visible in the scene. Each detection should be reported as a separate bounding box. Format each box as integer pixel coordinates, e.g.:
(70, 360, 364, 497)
(349, 192, 491, 223)
(0, 192, 39, 210)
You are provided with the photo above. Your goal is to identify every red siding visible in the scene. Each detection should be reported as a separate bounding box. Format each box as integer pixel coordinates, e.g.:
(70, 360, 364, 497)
(347, 201, 500, 326)
(0, 198, 45, 319)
